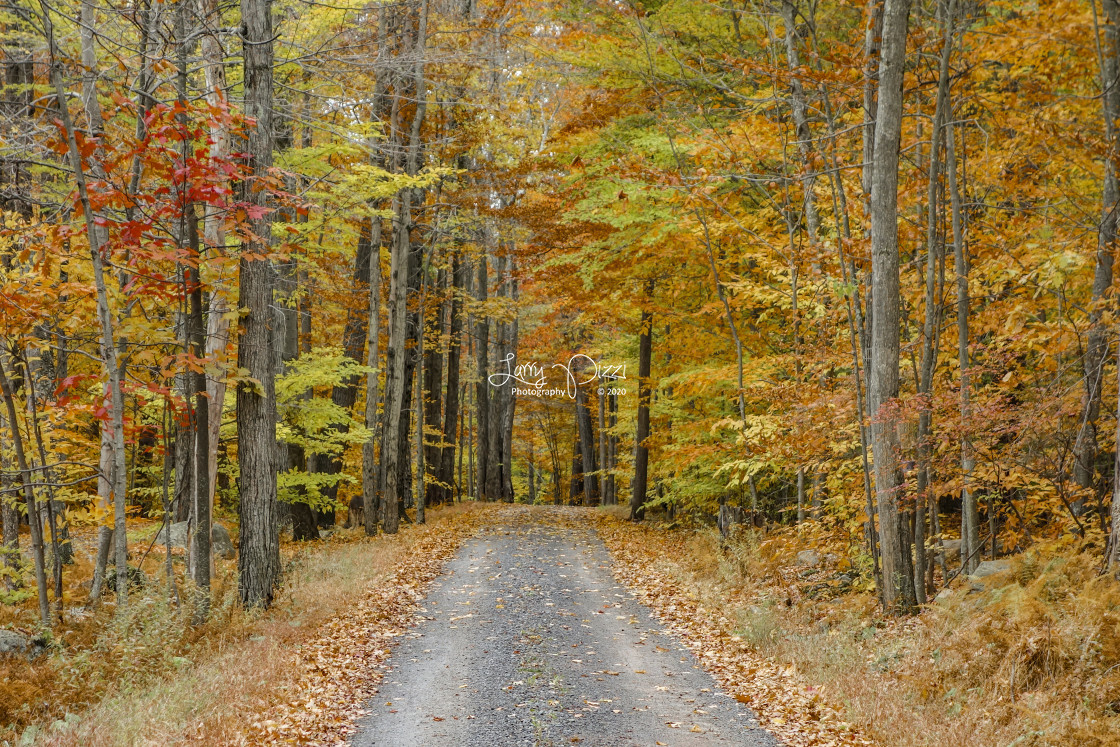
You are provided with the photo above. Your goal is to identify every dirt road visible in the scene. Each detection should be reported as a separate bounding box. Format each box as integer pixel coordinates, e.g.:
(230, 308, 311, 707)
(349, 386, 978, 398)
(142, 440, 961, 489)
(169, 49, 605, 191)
(351, 516, 779, 746)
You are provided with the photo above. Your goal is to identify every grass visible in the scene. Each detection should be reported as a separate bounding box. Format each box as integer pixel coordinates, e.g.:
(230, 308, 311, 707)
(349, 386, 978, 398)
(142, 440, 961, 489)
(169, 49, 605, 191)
(604, 513, 1120, 747)
(1, 503, 482, 746)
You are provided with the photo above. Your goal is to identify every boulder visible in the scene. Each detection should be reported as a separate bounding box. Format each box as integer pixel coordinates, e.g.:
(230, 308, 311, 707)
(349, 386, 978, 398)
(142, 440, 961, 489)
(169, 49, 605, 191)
(936, 538, 962, 557)
(970, 559, 1012, 580)
(967, 559, 1012, 591)
(211, 523, 235, 559)
(796, 550, 821, 567)
(156, 521, 235, 559)
(0, 629, 46, 660)
(155, 521, 190, 549)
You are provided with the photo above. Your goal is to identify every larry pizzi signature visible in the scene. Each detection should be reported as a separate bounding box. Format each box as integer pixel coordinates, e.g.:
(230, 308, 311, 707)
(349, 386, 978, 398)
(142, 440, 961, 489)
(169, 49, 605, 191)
(487, 353, 627, 399)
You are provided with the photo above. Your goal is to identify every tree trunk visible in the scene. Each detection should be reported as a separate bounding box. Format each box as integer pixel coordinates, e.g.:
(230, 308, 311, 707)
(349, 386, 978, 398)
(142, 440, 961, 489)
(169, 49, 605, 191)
(381, 193, 410, 534)
(423, 269, 445, 507)
(457, 382, 465, 501)
(577, 384, 598, 504)
(177, 0, 212, 611)
(869, 0, 916, 613)
(1078, 0, 1120, 509)
(277, 191, 317, 542)
(501, 263, 519, 503)
(1109, 338, 1120, 573)
(782, 0, 822, 257)
(187, 216, 212, 604)
(913, 0, 957, 604)
(23, 348, 66, 603)
(815, 35, 881, 591)
(363, 218, 383, 535)
(236, 0, 280, 608)
(0, 419, 18, 586)
(315, 224, 374, 527)
(437, 249, 464, 505)
(38, 0, 130, 608)
(475, 254, 491, 499)
(630, 281, 654, 521)
(89, 437, 114, 602)
(173, 412, 192, 524)
(569, 428, 583, 505)
(527, 459, 536, 504)
(946, 120, 979, 574)
(394, 209, 423, 512)
(384, 0, 430, 522)
(598, 385, 608, 505)
(607, 388, 618, 505)
(197, 0, 231, 521)
(796, 468, 806, 523)
(416, 309, 426, 524)
(485, 252, 505, 502)
(0, 355, 49, 624)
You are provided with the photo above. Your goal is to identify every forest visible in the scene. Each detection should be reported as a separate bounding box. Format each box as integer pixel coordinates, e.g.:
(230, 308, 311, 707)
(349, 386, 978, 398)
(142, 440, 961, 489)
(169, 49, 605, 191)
(2, 0, 1120, 744)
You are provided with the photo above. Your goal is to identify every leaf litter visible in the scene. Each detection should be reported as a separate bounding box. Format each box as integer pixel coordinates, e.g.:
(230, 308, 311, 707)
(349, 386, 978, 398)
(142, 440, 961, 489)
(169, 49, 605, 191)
(593, 514, 872, 747)
(236, 506, 496, 746)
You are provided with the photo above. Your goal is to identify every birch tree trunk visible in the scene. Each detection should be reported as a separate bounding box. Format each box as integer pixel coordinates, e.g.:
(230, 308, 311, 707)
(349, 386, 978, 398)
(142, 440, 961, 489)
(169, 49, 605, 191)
(197, 0, 231, 519)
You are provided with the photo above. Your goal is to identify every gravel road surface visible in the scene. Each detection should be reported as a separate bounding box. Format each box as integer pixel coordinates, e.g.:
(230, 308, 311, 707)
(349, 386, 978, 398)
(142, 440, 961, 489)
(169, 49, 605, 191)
(351, 517, 780, 747)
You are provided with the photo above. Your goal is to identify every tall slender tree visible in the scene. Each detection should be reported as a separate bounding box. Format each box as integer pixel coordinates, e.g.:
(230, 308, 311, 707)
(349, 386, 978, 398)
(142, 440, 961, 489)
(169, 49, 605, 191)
(236, 0, 281, 607)
(869, 0, 917, 613)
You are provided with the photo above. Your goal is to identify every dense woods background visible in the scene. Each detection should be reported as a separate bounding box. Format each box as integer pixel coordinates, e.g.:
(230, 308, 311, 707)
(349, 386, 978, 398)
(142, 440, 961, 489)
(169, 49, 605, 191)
(3, 0, 1120, 741)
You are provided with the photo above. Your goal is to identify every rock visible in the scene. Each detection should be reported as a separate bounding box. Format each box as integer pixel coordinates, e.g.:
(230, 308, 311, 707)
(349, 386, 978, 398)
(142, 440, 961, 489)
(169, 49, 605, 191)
(937, 538, 962, 556)
(156, 521, 236, 559)
(0, 629, 46, 660)
(155, 521, 190, 549)
(934, 588, 954, 603)
(967, 559, 1012, 591)
(796, 550, 820, 567)
(970, 559, 1012, 580)
(319, 529, 334, 540)
(101, 565, 148, 595)
(211, 523, 235, 559)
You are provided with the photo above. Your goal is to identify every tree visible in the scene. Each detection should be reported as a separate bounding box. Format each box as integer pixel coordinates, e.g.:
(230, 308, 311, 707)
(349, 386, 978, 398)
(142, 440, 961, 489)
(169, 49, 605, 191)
(236, 0, 281, 608)
(630, 281, 654, 521)
(868, 0, 916, 613)
(1078, 0, 1120, 513)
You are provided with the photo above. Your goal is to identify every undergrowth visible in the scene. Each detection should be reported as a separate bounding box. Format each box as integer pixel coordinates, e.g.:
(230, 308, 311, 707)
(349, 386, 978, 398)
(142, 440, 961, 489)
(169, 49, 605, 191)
(609, 512, 1120, 747)
(0, 504, 482, 746)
